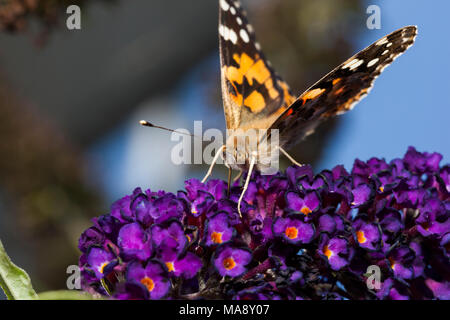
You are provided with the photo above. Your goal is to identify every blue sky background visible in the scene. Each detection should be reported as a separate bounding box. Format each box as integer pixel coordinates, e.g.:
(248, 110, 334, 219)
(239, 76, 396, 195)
(91, 0, 450, 201)
(318, 0, 450, 171)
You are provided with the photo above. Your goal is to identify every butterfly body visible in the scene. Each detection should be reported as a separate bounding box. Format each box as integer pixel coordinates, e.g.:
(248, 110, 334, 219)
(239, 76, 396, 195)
(222, 129, 278, 174)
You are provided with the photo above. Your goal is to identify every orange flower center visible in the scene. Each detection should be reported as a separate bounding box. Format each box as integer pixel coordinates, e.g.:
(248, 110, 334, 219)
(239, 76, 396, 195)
(356, 230, 367, 244)
(140, 277, 155, 292)
(99, 262, 108, 274)
(165, 261, 175, 272)
(285, 226, 298, 240)
(223, 257, 236, 270)
(388, 257, 396, 270)
(323, 245, 333, 259)
(301, 206, 312, 215)
(211, 231, 223, 244)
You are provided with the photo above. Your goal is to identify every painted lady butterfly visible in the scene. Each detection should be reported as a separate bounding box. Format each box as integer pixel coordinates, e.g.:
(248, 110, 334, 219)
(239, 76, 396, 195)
(204, 0, 417, 216)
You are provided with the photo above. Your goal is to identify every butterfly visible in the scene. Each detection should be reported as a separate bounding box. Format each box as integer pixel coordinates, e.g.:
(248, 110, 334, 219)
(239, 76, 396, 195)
(200, 0, 417, 217)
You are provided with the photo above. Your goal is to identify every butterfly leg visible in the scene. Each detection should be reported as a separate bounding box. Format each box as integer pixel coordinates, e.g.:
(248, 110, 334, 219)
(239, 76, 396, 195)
(233, 170, 243, 183)
(201, 144, 226, 183)
(237, 152, 257, 218)
(227, 166, 232, 197)
(278, 146, 304, 167)
(227, 170, 243, 197)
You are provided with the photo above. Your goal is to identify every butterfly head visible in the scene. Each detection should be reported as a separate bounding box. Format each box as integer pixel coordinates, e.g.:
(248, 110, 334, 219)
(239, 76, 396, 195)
(222, 129, 280, 174)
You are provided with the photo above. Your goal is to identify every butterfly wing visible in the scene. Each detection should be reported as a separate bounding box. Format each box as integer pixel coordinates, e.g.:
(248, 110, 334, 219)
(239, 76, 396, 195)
(268, 26, 417, 150)
(219, 0, 295, 130)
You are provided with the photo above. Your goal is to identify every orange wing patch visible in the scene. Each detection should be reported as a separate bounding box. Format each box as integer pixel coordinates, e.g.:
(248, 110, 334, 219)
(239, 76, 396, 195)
(244, 91, 266, 113)
(225, 52, 270, 85)
(225, 53, 271, 86)
(246, 60, 271, 86)
(302, 88, 326, 100)
(224, 52, 282, 114)
(225, 53, 253, 84)
(264, 78, 279, 100)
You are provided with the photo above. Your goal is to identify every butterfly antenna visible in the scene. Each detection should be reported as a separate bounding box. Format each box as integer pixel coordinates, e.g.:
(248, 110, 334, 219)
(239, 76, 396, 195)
(139, 120, 201, 139)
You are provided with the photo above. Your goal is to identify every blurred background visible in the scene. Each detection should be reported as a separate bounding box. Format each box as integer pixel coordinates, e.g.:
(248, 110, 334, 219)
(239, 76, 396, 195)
(0, 0, 448, 297)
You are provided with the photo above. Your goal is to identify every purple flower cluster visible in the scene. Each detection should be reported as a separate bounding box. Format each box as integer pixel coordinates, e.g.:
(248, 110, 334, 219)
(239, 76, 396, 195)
(78, 147, 449, 300)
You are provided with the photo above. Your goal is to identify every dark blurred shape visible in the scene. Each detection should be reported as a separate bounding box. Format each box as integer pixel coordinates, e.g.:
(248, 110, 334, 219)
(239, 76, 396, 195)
(0, 73, 102, 290)
(0, 0, 113, 34)
(0, 0, 39, 32)
(0, 0, 218, 145)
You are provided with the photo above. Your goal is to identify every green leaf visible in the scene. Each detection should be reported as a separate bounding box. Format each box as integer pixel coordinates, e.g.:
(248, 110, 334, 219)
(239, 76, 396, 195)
(37, 290, 102, 300)
(0, 239, 38, 300)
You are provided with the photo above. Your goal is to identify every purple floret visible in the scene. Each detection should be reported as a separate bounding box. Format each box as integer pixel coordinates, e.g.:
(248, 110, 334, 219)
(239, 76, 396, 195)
(213, 245, 252, 277)
(273, 215, 315, 244)
(205, 212, 235, 246)
(126, 260, 170, 300)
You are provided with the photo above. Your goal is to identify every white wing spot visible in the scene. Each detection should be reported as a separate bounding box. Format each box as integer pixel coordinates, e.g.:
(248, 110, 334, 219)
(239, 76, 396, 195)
(350, 59, 364, 70)
(255, 42, 261, 50)
(224, 27, 230, 41)
(342, 58, 363, 70)
(219, 24, 236, 44)
(219, 24, 226, 38)
(226, 27, 231, 41)
(229, 29, 238, 44)
(382, 49, 389, 55)
(230, 6, 236, 15)
(220, 0, 230, 11)
(386, 42, 392, 48)
(342, 58, 358, 69)
(376, 38, 388, 46)
(367, 58, 379, 68)
(247, 24, 254, 33)
(240, 29, 250, 43)
(236, 17, 242, 25)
